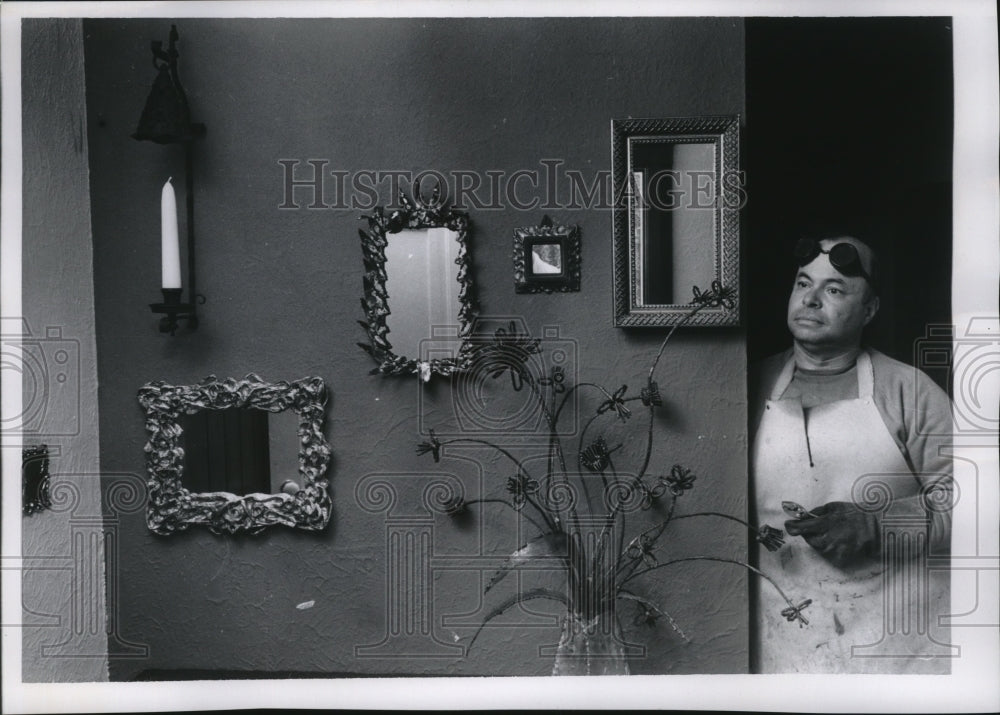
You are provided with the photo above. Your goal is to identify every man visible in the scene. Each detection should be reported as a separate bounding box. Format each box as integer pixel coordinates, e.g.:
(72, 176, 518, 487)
(750, 235, 953, 673)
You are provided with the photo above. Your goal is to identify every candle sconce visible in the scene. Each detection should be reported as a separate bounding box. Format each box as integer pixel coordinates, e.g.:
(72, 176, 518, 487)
(149, 287, 204, 334)
(133, 24, 206, 335)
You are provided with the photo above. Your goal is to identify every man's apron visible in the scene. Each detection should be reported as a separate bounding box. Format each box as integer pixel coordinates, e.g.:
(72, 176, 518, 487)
(752, 351, 949, 673)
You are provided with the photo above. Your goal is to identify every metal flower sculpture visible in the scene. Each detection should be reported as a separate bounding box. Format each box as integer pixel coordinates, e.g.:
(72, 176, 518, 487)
(415, 429, 442, 463)
(505, 472, 540, 510)
(756, 524, 786, 552)
(640, 380, 662, 407)
(474, 321, 542, 391)
(597, 385, 632, 422)
(580, 436, 618, 473)
(415, 282, 806, 675)
(665, 464, 697, 496)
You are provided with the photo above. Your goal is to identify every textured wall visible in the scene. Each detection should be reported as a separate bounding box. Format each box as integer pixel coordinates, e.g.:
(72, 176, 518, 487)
(83, 17, 747, 680)
(21, 18, 108, 682)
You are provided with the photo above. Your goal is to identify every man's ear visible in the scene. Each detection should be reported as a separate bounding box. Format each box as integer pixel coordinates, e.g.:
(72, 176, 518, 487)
(863, 295, 880, 326)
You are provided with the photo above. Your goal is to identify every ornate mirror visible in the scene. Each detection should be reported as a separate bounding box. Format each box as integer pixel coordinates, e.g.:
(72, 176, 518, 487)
(22, 444, 52, 515)
(513, 215, 582, 294)
(612, 116, 741, 326)
(358, 183, 476, 379)
(137, 374, 331, 534)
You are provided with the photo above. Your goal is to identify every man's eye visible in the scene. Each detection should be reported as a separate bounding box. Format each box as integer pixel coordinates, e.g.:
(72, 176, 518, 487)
(796, 280, 809, 288)
(826, 287, 842, 295)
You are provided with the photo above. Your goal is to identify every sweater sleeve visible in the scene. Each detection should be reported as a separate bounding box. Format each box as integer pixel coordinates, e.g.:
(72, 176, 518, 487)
(871, 350, 954, 554)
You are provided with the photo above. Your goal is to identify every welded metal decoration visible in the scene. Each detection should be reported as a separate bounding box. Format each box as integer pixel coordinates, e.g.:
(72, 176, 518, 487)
(513, 215, 582, 294)
(357, 180, 478, 378)
(133, 24, 207, 335)
(22, 445, 51, 516)
(137, 375, 332, 535)
(416, 281, 802, 675)
(132, 25, 204, 144)
(611, 115, 741, 327)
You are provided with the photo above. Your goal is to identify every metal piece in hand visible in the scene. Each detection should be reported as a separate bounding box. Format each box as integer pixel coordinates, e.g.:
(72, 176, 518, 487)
(782, 500, 818, 520)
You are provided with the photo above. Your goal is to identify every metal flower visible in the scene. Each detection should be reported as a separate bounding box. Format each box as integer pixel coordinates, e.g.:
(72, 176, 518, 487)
(580, 437, 620, 473)
(756, 524, 785, 552)
(474, 321, 541, 392)
(665, 464, 696, 495)
(597, 384, 631, 422)
(781, 598, 813, 627)
(691, 280, 737, 310)
(538, 365, 566, 394)
(640, 475, 670, 509)
(625, 534, 658, 568)
(640, 380, 662, 407)
(415, 429, 442, 463)
(633, 603, 661, 628)
(505, 472, 539, 509)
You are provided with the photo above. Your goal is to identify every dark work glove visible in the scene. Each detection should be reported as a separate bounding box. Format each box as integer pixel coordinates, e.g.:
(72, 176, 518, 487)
(784, 501, 881, 568)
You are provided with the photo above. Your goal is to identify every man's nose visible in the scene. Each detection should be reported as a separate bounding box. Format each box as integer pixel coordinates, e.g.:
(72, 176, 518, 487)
(801, 286, 821, 307)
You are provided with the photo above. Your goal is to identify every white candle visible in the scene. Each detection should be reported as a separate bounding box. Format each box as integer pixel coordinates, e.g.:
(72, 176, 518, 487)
(161, 177, 181, 289)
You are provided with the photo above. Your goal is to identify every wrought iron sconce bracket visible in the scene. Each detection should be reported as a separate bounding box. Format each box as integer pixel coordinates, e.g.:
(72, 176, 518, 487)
(149, 288, 206, 335)
(134, 24, 207, 336)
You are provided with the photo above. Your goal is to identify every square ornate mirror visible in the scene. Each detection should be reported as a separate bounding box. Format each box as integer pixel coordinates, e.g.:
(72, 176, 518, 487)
(612, 116, 741, 327)
(137, 374, 332, 534)
(513, 216, 582, 293)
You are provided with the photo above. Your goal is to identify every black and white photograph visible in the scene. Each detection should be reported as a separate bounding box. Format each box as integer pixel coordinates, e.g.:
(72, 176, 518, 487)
(1, 1, 997, 712)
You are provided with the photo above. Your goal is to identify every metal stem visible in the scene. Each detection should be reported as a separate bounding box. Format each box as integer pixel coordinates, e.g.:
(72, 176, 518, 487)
(185, 141, 198, 327)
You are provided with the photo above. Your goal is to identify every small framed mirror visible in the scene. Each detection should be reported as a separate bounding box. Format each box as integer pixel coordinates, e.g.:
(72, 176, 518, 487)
(23, 444, 51, 516)
(612, 116, 741, 327)
(137, 375, 332, 535)
(358, 183, 477, 378)
(513, 216, 581, 293)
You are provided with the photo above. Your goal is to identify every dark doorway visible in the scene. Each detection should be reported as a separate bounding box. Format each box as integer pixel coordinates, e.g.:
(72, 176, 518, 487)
(745, 17, 954, 393)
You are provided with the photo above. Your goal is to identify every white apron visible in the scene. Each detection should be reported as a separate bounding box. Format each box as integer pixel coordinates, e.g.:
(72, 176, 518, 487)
(752, 352, 951, 673)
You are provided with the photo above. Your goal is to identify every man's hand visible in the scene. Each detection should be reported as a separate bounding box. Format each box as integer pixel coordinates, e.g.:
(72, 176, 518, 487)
(783, 501, 881, 568)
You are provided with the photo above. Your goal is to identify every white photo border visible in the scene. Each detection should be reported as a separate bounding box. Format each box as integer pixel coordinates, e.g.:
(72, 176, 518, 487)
(2, 1, 997, 713)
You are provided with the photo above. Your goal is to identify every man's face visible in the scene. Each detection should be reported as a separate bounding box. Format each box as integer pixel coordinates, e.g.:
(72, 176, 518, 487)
(786, 241, 878, 353)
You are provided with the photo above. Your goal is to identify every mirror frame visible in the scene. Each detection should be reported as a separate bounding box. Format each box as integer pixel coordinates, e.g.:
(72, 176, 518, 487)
(22, 444, 51, 516)
(358, 187, 477, 377)
(513, 216, 582, 294)
(137, 374, 332, 535)
(611, 115, 741, 327)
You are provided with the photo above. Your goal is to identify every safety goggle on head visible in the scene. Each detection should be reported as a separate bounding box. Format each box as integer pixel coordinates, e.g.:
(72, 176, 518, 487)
(794, 238, 876, 290)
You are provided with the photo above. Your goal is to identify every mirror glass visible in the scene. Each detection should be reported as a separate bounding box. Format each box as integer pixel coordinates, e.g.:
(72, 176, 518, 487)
(631, 140, 716, 305)
(513, 221, 581, 294)
(612, 116, 740, 327)
(139, 375, 331, 534)
(530, 242, 563, 275)
(180, 408, 302, 496)
(383, 227, 462, 359)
